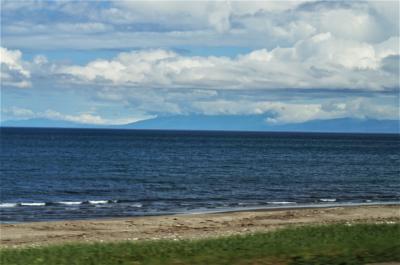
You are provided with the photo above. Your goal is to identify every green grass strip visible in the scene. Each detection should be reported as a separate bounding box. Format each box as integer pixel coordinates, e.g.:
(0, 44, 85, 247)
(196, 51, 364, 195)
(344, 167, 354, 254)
(1, 223, 399, 265)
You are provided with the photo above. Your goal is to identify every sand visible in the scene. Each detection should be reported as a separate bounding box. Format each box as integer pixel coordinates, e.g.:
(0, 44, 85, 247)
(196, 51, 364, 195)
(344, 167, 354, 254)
(1, 204, 399, 248)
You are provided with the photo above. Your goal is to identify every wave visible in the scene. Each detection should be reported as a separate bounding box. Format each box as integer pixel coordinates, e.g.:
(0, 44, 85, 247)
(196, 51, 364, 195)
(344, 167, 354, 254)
(19, 202, 46, 206)
(267, 201, 296, 205)
(58, 201, 82, 205)
(319, 198, 337, 202)
(0, 200, 121, 208)
(0, 203, 18, 208)
(87, 200, 109, 205)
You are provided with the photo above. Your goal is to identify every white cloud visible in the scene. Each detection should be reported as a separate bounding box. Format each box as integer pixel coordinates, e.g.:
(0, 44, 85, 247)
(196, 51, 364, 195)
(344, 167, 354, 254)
(109, 1, 236, 32)
(41, 110, 143, 125)
(2, 106, 35, 118)
(4, 22, 112, 35)
(3, 1, 397, 51)
(368, 0, 400, 34)
(192, 100, 334, 124)
(59, 33, 399, 91)
(0, 47, 31, 88)
(295, 4, 391, 43)
(109, 1, 310, 32)
(192, 98, 399, 124)
(3, 95, 397, 126)
(2, 107, 152, 125)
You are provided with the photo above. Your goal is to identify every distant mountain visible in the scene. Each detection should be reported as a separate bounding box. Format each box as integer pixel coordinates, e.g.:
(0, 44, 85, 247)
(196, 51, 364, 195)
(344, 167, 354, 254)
(122, 115, 399, 133)
(275, 118, 400, 133)
(2, 116, 399, 133)
(122, 115, 268, 131)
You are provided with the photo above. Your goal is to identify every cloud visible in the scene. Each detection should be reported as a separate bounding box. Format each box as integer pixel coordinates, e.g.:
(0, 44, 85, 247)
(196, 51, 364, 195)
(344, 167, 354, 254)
(40, 110, 144, 125)
(106, 1, 303, 32)
(2, 106, 35, 117)
(0, 47, 31, 88)
(295, 1, 398, 43)
(381, 55, 400, 74)
(4, 22, 112, 35)
(3, 94, 398, 126)
(2, 1, 398, 51)
(59, 33, 399, 91)
(192, 98, 399, 124)
(2, 107, 152, 125)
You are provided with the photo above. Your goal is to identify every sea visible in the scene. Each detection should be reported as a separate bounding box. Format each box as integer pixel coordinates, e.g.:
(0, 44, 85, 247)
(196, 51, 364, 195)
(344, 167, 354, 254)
(0, 127, 399, 223)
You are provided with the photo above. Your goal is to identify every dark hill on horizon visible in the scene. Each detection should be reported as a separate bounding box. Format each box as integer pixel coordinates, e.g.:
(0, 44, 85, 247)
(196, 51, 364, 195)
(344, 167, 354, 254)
(122, 115, 399, 133)
(2, 115, 399, 133)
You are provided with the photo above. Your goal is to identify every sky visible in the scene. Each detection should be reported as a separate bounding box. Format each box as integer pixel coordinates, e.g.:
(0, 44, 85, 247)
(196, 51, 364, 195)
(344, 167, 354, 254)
(0, 0, 399, 127)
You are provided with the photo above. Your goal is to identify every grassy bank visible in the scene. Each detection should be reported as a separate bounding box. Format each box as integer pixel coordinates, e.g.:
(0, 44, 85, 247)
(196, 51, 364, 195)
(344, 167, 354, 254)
(1, 223, 399, 265)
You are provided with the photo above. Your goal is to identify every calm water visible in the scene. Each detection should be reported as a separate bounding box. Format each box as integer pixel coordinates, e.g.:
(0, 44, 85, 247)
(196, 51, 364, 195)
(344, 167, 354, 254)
(1, 128, 399, 222)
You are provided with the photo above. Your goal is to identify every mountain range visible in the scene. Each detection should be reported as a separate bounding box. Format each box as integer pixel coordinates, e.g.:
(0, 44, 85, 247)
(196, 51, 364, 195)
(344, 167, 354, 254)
(1, 115, 399, 133)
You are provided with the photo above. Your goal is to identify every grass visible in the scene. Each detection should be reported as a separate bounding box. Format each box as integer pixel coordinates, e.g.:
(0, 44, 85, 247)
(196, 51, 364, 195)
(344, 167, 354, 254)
(1, 223, 399, 265)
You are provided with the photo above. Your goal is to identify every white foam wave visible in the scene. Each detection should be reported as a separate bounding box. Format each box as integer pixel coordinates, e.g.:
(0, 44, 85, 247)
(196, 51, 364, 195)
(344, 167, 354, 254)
(20, 202, 46, 206)
(131, 203, 143, 208)
(267, 201, 296, 205)
(0, 203, 18, 208)
(319, 198, 337, 202)
(88, 200, 108, 205)
(59, 201, 82, 205)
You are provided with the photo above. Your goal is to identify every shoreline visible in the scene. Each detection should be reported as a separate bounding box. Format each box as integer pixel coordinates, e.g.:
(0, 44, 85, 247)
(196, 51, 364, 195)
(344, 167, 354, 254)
(184, 200, 400, 215)
(2, 200, 399, 224)
(1, 204, 399, 248)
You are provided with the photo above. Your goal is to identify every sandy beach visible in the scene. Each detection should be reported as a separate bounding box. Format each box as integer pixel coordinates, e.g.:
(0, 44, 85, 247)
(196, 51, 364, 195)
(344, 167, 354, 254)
(1, 204, 399, 248)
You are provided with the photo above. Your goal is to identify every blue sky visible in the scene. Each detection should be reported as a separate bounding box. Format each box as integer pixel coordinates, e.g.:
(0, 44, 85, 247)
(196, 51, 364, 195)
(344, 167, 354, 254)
(1, 0, 399, 126)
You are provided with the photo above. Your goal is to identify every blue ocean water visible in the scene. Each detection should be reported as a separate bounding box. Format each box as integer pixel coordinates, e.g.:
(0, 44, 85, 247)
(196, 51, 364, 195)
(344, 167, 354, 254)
(0, 128, 399, 223)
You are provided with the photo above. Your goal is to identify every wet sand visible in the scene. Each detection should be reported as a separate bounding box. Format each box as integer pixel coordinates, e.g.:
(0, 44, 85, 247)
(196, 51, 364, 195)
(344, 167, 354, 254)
(1, 204, 399, 248)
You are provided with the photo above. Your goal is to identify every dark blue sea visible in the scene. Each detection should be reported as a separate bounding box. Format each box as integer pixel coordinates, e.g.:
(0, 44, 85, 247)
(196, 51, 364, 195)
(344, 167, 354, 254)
(1, 128, 399, 223)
